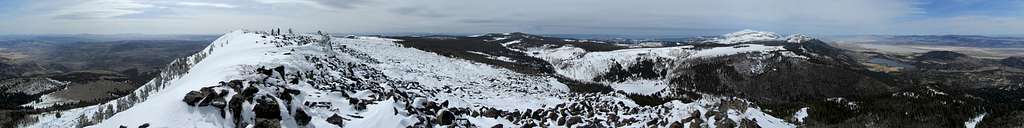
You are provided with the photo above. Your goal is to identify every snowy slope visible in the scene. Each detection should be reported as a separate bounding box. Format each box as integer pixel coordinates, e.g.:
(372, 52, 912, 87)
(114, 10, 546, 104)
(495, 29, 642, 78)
(525, 43, 796, 95)
(88, 30, 288, 127)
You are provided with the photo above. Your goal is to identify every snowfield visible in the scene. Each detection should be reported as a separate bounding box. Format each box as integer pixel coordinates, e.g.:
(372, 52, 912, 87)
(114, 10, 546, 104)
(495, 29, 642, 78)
(22, 30, 799, 128)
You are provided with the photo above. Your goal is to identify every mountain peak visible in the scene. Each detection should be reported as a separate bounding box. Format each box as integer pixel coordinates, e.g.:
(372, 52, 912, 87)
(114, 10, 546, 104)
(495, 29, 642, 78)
(725, 29, 780, 38)
(708, 29, 816, 44)
(712, 29, 781, 44)
(785, 34, 814, 43)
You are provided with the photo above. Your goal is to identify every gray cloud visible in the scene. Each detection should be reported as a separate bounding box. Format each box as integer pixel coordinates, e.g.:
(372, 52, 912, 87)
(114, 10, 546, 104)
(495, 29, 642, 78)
(175, 2, 237, 8)
(3, 0, 1022, 35)
(391, 7, 447, 17)
(254, 0, 367, 11)
(50, 0, 152, 19)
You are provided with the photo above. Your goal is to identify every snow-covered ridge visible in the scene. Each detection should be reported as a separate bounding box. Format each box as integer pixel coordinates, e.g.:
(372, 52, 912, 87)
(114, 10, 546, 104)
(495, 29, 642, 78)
(707, 29, 816, 44)
(525, 42, 801, 95)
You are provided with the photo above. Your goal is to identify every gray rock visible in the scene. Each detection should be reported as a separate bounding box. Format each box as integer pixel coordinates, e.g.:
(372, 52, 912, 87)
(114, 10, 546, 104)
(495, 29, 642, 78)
(436, 109, 456, 125)
(182, 91, 204, 106)
(327, 114, 346, 127)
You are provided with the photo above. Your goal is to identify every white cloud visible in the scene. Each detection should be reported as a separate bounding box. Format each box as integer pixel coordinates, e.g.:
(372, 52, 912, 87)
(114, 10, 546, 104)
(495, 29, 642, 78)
(50, 0, 152, 19)
(176, 2, 237, 8)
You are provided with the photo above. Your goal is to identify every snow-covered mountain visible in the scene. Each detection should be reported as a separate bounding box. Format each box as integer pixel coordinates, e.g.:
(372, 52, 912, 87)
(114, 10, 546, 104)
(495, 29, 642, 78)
(703, 29, 813, 44)
(18, 29, 1017, 128)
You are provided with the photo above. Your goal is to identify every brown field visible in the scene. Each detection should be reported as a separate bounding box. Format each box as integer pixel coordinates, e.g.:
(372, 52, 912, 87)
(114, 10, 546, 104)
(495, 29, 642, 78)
(831, 42, 1024, 59)
(49, 80, 135, 102)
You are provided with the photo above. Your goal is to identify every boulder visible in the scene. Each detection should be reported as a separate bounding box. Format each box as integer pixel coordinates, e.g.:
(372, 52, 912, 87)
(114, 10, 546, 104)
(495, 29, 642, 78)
(227, 80, 245, 92)
(252, 97, 282, 128)
(254, 118, 281, 128)
(182, 91, 204, 106)
(557, 116, 566, 125)
(327, 114, 346, 127)
(566, 116, 582, 126)
(436, 109, 456, 125)
(253, 97, 281, 120)
(532, 109, 545, 120)
(547, 112, 559, 120)
(228, 95, 246, 125)
(256, 67, 274, 76)
(294, 109, 312, 126)
(197, 88, 219, 106)
(241, 86, 260, 96)
(670, 121, 684, 128)
(481, 108, 500, 118)
(425, 101, 439, 111)
(272, 66, 286, 78)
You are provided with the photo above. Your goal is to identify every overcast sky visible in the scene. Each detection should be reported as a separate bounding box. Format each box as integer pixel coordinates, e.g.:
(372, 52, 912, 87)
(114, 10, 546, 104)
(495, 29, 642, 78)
(0, 0, 1022, 35)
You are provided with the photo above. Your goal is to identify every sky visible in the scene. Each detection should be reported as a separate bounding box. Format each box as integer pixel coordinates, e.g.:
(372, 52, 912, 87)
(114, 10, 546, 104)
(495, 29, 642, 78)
(0, 0, 1022, 35)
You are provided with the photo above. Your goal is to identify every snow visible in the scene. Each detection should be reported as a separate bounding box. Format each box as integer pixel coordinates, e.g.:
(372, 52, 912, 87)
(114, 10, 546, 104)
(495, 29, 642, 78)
(345, 99, 410, 128)
(786, 34, 814, 43)
(20, 94, 73, 109)
(655, 98, 796, 128)
(826, 97, 859, 109)
(527, 45, 687, 82)
(330, 31, 579, 125)
(23, 30, 800, 128)
(608, 79, 668, 95)
(926, 86, 949, 95)
(525, 43, 788, 95)
(466, 51, 517, 63)
(464, 116, 514, 128)
(687, 44, 785, 59)
(707, 29, 816, 44)
(965, 113, 986, 128)
(527, 43, 786, 84)
(709, 29, 781, 44)
(500, 40, 521, 47)
(794, 107, 809, 123)
(86, 30, 285, 128)
(2, 78, 68, 95)
(23, 30, 292, 128)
